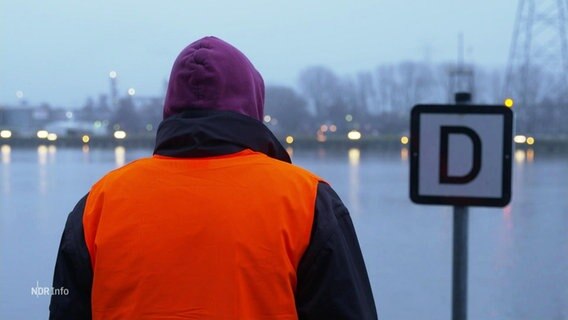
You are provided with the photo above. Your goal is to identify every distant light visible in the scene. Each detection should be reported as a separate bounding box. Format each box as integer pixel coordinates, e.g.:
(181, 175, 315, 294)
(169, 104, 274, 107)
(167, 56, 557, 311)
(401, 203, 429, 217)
(504, 98, 514, 108)
(526, 137, 535, 145)
(146, 124, 153, 131)
(514, 135, 527, 144)
(263, 115, 272, 123)
(347, 130, 362, 140)
(329, 124, 337, 132)
(114, 130, 127, 139)
(16, 91, 24, 99)
(400, 136, 409, 145)
(94, 121, 102, 128)
(47, 133, 58, 141)
(65, 111, 73, 119)
(320, 124, 329, 132)
(37, 130, 49, 139)
(345, 114, 353, 122)
(127, 88, 136, 96)
(285, 135, 294, 144)
(82, 135, 90, 143)
(109, 71, 117, 79)
(0, 130, 12, 139)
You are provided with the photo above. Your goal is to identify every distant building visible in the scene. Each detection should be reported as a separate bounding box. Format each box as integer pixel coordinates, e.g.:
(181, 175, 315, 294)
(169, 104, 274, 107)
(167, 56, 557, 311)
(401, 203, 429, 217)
(45, 120, 108, 137)
(0, 105, 37, 137)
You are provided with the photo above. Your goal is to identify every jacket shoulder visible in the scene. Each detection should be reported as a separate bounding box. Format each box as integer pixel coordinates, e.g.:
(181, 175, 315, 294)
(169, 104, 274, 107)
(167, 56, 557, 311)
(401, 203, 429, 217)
(252, 152, 324, 184)
(89, 157, 154, 191)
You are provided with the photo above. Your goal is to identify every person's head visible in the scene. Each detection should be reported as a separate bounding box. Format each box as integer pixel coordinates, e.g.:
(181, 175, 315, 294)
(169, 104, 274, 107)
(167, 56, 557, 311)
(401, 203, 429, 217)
(163, 36, 264, 120)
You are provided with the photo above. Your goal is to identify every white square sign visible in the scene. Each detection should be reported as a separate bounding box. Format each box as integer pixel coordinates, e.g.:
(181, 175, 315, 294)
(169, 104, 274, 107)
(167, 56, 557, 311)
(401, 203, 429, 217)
(410, 105, 513, 207)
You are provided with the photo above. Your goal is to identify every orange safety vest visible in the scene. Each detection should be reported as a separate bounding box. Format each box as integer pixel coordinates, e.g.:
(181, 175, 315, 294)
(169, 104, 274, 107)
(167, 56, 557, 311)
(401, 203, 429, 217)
(83, 149, 322, 319)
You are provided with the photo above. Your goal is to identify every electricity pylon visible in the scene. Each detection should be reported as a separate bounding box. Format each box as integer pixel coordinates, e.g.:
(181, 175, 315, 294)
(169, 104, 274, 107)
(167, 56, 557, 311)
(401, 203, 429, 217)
(504, 0, 568, 132)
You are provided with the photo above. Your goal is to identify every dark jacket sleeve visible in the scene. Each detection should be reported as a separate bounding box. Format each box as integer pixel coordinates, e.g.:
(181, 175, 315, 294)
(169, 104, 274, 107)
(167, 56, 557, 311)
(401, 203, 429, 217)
(296, 182, 378, 320)
(49, 194, 93, 320)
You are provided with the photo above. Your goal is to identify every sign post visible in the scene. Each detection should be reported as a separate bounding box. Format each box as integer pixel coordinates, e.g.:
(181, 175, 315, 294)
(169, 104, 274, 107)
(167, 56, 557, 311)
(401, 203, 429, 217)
(452, 204, 468, 320)
(409, 96, 513, 320)
(452, 92, 471, 320)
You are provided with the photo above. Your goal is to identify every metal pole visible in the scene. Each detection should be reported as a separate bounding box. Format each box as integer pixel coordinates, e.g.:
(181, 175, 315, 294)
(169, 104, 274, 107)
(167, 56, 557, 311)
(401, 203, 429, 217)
(452, 205, 469, 320)
(452, 92, 471, 320)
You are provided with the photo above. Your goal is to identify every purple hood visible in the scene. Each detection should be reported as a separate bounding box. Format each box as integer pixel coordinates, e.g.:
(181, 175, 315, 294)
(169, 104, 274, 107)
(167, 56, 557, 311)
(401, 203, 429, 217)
(163, 36, 264, 120)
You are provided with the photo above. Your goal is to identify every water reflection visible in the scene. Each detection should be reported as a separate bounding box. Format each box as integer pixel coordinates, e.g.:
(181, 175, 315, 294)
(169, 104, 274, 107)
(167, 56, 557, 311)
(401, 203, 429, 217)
(1, 145, 10, 195)
(526, 148, 534, 162)
(496, 204, 514, 274)
(503, 204, 513, 231)
(115, 146, 126, 167)
(48, 145, 57, 163)
(37, 144, 57, 165)
(82, 145, 91, 163)
(286, 146, 293, 158)
(515, 149, 526, 163)
(38, 145, 48, 165)
(400, 147, 408, 162)
(1, 145, 11, 164)
(37, 145, 56, 194)
(348, 148, 360, 215)
(38, 146, 48, 194)
(514, 149, 536, 164)
(348, 148, 360, 166)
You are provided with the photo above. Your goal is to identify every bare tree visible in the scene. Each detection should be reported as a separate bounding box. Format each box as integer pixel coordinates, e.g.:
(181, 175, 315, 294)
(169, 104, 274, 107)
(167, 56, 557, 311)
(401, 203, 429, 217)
(298, 66, 341, 119)
(264, 86, 312, 134)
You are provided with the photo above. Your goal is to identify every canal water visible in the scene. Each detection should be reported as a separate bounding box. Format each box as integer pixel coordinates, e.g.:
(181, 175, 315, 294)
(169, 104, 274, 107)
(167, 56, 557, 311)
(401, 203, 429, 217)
(0, 145, 566, 319)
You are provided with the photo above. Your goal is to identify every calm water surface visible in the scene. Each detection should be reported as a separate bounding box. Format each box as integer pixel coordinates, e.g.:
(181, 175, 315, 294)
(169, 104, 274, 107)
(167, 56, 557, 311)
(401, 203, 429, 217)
(0, 146, 567, 319)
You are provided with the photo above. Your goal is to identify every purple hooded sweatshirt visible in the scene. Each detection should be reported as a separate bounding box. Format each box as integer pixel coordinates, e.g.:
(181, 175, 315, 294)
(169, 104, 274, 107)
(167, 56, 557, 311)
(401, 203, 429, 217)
(163, 36, 265, 121)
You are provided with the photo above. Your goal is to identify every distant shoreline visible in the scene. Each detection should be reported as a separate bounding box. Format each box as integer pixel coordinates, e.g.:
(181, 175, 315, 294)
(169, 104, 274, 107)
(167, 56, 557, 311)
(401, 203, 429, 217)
(1, 136, 567, 154)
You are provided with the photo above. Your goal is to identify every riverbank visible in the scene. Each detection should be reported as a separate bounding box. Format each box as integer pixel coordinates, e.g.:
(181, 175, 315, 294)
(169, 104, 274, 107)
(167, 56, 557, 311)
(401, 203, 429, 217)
(1, 135, 568, 153)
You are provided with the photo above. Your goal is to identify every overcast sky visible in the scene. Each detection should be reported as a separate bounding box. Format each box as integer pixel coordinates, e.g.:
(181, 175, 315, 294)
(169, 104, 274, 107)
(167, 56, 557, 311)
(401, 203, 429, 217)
(0, 0, 517, 107)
